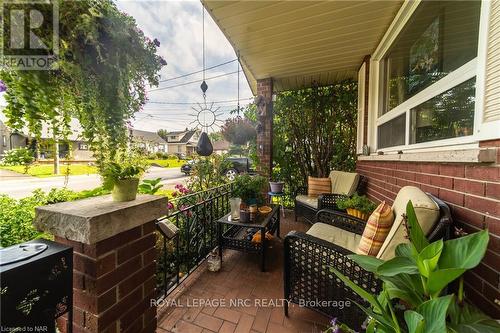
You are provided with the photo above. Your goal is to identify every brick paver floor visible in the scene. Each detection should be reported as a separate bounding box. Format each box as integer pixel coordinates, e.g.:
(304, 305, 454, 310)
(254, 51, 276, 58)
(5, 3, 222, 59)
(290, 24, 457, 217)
(156, 211, 330, 333)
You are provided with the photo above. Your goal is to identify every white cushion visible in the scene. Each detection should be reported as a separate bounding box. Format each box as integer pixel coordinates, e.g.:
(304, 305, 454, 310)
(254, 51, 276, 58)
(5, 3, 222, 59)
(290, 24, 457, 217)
(377, 186, 440, 260)
(306, 222, 362, 253)
(296, 194, 318, 209)
(329, 171, 359, 196)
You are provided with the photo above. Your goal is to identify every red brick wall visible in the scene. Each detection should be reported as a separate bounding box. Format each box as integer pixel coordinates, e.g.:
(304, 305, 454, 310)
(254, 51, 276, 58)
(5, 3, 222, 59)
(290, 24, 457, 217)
(356, 158, 500, 318)
(55, 221, 158, 332)
(256, 78, 273, 177)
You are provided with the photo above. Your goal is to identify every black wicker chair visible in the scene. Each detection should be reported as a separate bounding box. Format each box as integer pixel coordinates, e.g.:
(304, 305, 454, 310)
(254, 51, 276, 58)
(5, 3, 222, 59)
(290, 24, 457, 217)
(294, 175, 367, 224)
(284, 194, 452, 330)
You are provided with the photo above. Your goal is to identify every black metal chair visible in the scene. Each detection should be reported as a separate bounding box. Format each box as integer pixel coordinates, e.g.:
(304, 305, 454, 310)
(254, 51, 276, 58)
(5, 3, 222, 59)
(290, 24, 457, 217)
(283, 194, 452, 330)
(294, 175, 367, 224)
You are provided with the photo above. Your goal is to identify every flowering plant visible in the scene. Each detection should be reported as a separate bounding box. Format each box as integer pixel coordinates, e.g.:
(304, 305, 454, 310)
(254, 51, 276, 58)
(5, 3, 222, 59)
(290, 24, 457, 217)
(0, 80, 7, 93)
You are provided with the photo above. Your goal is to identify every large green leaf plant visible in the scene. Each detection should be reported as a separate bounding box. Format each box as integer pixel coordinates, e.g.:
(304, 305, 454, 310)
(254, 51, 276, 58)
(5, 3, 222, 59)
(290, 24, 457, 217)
(331, 201, 499, 333)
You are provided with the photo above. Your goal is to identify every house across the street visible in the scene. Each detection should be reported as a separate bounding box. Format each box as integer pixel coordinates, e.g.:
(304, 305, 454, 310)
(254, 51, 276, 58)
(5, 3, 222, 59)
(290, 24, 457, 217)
(164, 128, 200, 157)
(0, 118, 167, 160)
(130, 128, 167, 154)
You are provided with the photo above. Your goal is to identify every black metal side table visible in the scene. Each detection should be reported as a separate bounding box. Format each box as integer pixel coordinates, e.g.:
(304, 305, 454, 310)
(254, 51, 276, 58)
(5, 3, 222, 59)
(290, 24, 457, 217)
(217, 205, 280, 272)
(0, 239, 73, 333)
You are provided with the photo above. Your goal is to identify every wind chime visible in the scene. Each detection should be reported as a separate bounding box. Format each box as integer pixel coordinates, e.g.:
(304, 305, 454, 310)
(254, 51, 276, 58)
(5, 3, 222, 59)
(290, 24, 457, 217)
(195, 6, 216, 156)
(194, 5, 241, 156)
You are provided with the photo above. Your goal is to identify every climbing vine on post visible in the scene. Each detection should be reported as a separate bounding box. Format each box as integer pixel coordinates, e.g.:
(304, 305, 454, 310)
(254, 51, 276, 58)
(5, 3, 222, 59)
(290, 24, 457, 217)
(0, 0, 166, 166)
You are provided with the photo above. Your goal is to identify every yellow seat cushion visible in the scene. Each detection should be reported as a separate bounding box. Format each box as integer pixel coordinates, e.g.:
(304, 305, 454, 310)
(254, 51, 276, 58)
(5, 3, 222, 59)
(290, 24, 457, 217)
(356, 202, 394, 256)
(295, 194, 318, 209)
(306, 222, 362, 253)
(308, 177, 331, 196)
(329, 171, 359, 196)
(377, 186, 440, 260)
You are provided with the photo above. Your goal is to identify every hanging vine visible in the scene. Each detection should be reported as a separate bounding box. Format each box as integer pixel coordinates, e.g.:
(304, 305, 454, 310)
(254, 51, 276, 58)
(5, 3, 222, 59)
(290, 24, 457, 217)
(0, 0, 166, 164)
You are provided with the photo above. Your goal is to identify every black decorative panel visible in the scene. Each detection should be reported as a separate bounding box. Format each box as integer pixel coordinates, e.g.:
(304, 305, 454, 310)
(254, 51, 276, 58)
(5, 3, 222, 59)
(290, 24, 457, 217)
(1, 239, 73, 332)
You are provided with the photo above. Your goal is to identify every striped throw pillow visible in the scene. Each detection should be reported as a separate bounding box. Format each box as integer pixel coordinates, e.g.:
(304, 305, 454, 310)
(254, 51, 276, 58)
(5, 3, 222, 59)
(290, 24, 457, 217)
(308, 177, 331, 196)
(356, 202, 394, 256)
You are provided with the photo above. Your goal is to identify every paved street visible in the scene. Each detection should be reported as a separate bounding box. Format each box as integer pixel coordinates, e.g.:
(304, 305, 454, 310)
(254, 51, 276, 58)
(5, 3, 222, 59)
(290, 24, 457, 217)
(0, 166, 187, 198)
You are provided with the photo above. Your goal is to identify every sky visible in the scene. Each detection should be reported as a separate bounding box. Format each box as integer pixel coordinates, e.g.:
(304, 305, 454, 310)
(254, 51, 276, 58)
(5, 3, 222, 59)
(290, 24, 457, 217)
(116, 0, 253, 133)
(0, 0, 253, 133)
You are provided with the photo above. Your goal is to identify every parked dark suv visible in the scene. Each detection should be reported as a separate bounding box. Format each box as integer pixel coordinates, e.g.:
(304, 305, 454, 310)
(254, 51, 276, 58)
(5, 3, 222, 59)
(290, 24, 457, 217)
(181, 157, 253, 180)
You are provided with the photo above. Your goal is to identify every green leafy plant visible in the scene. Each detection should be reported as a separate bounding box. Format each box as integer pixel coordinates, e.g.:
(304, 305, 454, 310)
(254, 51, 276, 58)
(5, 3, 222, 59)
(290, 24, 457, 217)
(330, 200, 499, 333)
(336, 193, 377, 214)
(232, 174, 267, 205)
(138, 178, 162, 195)
(271, 166, 283, 182)
(187, 155, 232, 192)
(0, 187, 109, 248)
(101, 161, 146, 190)
(1, 148, 35, 173)
(1, 0, 166, 163)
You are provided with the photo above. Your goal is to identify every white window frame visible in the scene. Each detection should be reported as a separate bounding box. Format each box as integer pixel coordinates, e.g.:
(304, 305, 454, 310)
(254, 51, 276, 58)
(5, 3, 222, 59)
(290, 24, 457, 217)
(356, 63, 366, 154)
(367, 0, 490, 154)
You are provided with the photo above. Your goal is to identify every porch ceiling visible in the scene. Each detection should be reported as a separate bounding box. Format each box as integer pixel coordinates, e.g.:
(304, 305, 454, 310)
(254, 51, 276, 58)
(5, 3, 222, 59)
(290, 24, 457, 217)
(202, 0, 403, 93)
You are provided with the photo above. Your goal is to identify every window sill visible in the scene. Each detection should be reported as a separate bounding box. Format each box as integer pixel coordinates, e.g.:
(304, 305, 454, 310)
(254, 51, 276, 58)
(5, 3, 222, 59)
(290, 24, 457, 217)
(358, 147, 497, 163)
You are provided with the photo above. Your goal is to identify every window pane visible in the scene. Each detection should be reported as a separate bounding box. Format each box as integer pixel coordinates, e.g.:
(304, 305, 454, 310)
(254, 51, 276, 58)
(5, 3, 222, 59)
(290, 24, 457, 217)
(378, 114, 406, 149)
(410, 78, 476, 144)
(383, 1, 480, 114)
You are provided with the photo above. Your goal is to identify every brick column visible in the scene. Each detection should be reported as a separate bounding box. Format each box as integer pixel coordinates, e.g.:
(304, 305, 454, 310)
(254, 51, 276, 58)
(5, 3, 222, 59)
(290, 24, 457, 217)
(256, 78, 273, 177)
(34, 195, 168, 333)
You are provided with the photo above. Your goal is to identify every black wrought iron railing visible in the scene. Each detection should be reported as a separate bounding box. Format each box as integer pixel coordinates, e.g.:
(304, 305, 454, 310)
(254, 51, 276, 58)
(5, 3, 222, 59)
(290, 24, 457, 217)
(155, 183, 233, 300)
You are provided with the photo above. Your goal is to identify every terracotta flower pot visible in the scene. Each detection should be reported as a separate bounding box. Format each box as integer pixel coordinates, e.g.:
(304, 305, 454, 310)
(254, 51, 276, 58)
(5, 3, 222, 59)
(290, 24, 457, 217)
(346, 208, 369, 221)
(112, 178, 139, 202)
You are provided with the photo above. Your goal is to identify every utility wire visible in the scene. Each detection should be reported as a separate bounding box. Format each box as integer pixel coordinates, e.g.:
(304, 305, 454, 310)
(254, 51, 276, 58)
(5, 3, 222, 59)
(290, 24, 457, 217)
(158, 59, 237, 83)
(148, 71, 239, 92)
(147, 97, 253, 105)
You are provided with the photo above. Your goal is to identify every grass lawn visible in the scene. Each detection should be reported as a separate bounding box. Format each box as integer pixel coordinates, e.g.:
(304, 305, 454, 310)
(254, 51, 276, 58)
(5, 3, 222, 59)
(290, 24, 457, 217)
(156, 188, 175, 198)
(147, 159, 185, 168)
(1, 158, 185, 177)
(1, 164, 98, 177)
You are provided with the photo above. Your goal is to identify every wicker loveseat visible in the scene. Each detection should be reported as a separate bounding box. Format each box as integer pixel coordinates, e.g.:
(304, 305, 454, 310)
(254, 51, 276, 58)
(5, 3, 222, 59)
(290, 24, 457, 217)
(284, 186, 453, 329)
(294, 171, 366, 223)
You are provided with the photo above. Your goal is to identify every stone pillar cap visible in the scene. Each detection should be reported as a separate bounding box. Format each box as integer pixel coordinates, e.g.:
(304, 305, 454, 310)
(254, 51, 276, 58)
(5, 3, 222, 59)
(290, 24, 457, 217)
(34, 194, 168, 244)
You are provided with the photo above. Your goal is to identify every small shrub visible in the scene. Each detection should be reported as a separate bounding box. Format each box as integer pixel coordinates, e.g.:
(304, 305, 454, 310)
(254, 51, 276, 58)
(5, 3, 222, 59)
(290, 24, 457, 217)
(155, 152, 169, 159)
(168, 154, 180, 160)
(2, 148, 34, 173)
(0, 187, 110, 248)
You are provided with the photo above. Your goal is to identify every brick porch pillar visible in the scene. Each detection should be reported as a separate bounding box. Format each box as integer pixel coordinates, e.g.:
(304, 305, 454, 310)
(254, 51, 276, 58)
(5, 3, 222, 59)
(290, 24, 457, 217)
(34, 195, 168, 333)
(256, 78, 273, 178)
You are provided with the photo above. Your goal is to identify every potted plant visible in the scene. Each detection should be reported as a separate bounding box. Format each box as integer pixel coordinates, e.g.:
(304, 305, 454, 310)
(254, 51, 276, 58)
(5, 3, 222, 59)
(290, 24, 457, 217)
(329, 201, 500, 333)
(269, 167, 285, 193)
(336, 193, 376, 220)
(101, 159, 147, 202)
(232, 174, 267, 206)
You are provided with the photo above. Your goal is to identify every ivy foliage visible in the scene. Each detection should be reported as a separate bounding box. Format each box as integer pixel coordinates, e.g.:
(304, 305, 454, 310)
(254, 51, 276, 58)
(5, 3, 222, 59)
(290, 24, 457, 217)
(0, 0, 166, 161)
(272, 80, 358, 194)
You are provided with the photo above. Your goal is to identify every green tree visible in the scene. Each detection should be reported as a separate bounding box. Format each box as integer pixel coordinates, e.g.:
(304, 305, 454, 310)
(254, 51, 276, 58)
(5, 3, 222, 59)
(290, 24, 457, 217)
(1, 0, 166, 168)
(208, 131, 223, 142)
(272, 80, 358, 194)
(157, 129, 170, 142)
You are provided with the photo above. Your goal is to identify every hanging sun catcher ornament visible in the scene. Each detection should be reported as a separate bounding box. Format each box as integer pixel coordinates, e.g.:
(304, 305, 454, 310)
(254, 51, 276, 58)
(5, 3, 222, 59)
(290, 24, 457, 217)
(193, 5, 223, 156)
